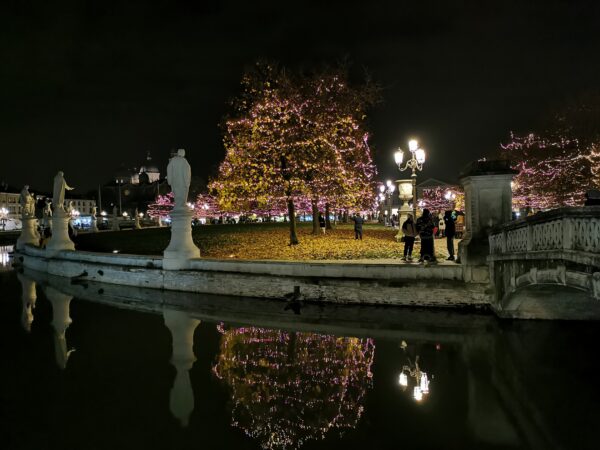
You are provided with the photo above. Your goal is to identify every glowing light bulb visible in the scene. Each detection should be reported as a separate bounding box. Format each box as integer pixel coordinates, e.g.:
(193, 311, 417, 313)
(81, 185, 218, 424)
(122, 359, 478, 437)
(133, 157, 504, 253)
(399, 372, 408, 387)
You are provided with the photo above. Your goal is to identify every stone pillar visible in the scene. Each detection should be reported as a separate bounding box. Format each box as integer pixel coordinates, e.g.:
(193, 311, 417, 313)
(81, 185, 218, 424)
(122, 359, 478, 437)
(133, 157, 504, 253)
(90, 215, 99, 233)
(458, 160, 517, 282)
(163, 208, 200, 270)
(163, 309, 200, 427)
(17, 273, 36, 333)
(16, 216, 40, 250)
(46, 209, 75, 253)
(45, 286, 73, 370)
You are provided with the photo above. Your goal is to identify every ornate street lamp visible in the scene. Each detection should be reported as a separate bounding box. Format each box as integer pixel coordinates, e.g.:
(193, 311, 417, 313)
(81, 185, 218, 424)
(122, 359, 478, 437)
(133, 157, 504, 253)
(379, 181, 395, 225)
(394, 139, 426, 219)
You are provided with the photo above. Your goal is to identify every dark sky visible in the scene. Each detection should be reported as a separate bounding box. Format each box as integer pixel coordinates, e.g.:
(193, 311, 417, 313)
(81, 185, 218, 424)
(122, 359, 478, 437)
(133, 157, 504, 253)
(2, 0, 600, 194)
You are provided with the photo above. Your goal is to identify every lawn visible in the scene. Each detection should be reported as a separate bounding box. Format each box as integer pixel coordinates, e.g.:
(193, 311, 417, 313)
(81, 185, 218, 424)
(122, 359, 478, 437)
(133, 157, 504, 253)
(73, 223, 455, 261)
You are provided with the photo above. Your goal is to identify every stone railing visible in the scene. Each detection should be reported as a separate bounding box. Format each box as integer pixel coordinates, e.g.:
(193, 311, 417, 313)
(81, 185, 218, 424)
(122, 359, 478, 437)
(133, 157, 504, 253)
(489, 206, 600, 256)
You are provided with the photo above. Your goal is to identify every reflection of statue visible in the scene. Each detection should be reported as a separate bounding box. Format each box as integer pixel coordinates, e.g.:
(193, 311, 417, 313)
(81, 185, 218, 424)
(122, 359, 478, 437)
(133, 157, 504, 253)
(52, 171, 74, 212)
(166, 149, 191, 208)
(214, 327, 375, 450)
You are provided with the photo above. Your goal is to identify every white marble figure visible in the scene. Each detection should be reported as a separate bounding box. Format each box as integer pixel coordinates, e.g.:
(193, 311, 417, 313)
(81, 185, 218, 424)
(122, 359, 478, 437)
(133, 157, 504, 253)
(167, 149, 191, 209)
(66, 201, 74, 214)
(91, 206, 97, 216)
(43, 198, 53, 218)
(19, 185, 35, 218)
(52, 171, 74, 213)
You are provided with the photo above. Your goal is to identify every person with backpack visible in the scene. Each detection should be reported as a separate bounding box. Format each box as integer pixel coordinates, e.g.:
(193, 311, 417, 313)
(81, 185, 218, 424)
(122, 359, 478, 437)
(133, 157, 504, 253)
(416, 209, 436, 263)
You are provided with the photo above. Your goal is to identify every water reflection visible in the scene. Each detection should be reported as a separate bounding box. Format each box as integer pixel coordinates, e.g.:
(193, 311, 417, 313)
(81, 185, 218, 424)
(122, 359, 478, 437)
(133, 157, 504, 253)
(163, 309, 200, 427)
(0, 244, 13, 271)
(213, 326, 375, 450)
(44, 286, 74, 370)
(398, 340, 431, 402)
(17, 272, 36, 332)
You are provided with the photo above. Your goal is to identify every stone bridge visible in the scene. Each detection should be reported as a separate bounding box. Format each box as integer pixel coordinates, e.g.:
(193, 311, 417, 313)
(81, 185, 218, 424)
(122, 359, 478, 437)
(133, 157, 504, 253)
(488, 207, 600, 319)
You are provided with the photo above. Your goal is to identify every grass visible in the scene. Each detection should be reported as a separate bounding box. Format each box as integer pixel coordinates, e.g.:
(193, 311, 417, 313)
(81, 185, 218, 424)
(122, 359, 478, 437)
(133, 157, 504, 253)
(73, 222, 456, 261)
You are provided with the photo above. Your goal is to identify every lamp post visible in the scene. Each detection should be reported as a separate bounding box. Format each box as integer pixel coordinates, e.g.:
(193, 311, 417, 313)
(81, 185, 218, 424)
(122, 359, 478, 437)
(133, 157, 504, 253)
(394, 139, 426, 220)
(378, 181, 395, 225)
(116, 179, 123, 216)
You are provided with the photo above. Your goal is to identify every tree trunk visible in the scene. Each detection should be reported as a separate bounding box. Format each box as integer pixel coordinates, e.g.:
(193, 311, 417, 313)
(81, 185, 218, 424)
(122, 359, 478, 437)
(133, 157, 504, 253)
(325, 203, 333, 230)
(287, 198, 299, 245)
(311, 199, 319, 235)
(342, 210, 348, 223)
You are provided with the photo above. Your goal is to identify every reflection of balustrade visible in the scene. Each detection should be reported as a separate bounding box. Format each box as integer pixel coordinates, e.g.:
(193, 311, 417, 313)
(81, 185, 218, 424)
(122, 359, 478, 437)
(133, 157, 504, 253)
(490, 207, 600, 255)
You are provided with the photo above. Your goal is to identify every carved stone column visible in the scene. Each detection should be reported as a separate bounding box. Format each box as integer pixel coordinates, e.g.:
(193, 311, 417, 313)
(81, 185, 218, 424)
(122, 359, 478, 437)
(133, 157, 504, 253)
(46, 209, 75, 254)
(459, 160, 517, 282)
(16, 217, 40, 250)
(163, 309, 200, 427)
(163, 208, 200, 270)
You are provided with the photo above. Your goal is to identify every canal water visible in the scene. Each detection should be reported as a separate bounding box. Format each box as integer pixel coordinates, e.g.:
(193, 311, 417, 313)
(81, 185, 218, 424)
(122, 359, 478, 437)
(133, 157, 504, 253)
(1, 246, 599, 450)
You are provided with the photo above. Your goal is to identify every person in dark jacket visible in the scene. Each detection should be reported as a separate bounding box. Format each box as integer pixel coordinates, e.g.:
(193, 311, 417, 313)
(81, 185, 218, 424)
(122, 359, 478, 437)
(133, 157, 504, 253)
(401, 213, 418, 261)
(318, 212, 326, 234)
(444, 210, 457, 261)
(416, 209, 436, 263)
(352, 213, 364, 240)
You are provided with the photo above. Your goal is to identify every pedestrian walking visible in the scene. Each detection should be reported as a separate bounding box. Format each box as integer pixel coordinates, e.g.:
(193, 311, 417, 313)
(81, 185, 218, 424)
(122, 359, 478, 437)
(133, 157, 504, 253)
(352, 213, 364, 240)
(401, 213, 418, 261)
(318, 212, 326, 234)
(444, 210, 457, 261)
(416, 208, 436, 263)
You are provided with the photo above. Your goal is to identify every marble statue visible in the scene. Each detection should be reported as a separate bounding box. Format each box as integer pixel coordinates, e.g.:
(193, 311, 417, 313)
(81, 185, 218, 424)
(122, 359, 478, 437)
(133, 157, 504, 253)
(19, 185, 35, 218)
(52, 171, 74, 212)
(66, 201, 74, 214)
(91, 206, 97, 216)
(43, 199, 52, 218)
(167, 149, 191, 209)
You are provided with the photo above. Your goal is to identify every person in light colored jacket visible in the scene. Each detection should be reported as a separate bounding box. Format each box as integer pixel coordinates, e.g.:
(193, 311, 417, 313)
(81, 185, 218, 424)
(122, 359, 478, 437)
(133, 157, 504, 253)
(401, 213, 418, 261)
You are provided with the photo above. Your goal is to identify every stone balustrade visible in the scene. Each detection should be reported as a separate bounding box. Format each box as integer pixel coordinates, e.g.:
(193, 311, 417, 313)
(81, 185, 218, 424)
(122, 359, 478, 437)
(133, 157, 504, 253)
(489, 206, 600, 257)
(488, 206, 600, 319)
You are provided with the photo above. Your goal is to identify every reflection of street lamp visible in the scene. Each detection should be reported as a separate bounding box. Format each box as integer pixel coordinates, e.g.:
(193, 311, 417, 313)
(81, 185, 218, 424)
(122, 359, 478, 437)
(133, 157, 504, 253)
(395, 139, 426, 219)
(398, 354, 430, 402)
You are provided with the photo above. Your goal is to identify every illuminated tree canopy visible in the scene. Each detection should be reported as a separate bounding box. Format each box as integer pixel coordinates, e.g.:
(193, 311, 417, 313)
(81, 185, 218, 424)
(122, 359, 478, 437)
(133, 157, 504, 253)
(213, 326, 375, 450)
(500, 132, 600, 210)
(210, 62, 379, 244)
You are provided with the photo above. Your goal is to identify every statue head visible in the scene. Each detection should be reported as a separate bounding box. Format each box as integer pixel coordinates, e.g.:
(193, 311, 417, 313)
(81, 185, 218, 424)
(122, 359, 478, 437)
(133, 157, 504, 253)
(177, 149, 185, 157)
(57, 171, 64, 177)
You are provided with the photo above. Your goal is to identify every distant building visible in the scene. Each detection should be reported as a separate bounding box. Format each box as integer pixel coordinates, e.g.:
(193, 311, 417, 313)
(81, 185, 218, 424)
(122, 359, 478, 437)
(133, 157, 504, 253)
(115, 152, 161, 185)
(0, 191, 22, 219)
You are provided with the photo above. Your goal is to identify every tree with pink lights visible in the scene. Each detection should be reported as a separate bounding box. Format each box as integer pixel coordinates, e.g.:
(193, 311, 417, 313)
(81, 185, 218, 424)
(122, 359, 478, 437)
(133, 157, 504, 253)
(147, 192, 174, 221)
(210, 62, 379, 245)
(500, 132, 600, 210)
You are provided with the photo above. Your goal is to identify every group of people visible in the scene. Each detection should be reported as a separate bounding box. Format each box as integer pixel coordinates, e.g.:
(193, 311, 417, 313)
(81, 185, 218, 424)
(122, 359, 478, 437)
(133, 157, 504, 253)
(401, 209, 461, 263)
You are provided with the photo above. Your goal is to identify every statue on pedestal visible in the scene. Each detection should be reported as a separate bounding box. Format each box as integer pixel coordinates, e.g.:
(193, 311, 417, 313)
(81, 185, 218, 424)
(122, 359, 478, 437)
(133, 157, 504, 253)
(167, 149, 191, 209)
(91, 206, 97, 217)
(52, 171, 74, 213)
(43, 199, 52, 218)
(19, 185, 36, 218)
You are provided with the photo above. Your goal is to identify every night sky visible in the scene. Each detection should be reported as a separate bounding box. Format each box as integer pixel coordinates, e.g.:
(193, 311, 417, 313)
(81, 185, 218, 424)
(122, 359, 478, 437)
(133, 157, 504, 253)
(2, 0, 600, 194)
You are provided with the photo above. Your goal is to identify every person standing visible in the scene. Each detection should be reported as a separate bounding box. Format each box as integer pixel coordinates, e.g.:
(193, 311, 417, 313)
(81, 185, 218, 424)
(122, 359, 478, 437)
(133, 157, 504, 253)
(416, 209, 436, 263)
(444, 210, 457, 261)
(318, 212, 326, 234)
(352, 213, 364, 240)
(401, 213, 417, 261)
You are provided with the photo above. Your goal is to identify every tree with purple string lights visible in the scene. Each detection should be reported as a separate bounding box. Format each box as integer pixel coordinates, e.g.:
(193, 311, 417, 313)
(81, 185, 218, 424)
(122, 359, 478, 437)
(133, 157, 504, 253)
(500, 132, 600, 210)
(209, 62, 379, 245)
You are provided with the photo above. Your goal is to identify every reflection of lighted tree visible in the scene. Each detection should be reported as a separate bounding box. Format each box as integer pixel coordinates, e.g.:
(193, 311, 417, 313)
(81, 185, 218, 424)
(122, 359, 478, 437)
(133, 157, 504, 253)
(213, 326, 375, 450)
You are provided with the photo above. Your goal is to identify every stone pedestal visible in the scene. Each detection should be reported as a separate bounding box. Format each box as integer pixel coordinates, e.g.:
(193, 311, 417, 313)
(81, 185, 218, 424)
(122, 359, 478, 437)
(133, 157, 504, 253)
(163, 208, 200, 270)
(46, 210, 75, 253)
(45, 287, 73, 370)
(16, 216, 40, 251)
(458, 160, 517, 282)
(164, 309, 200, 427)
(17, 273, 36, 333)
